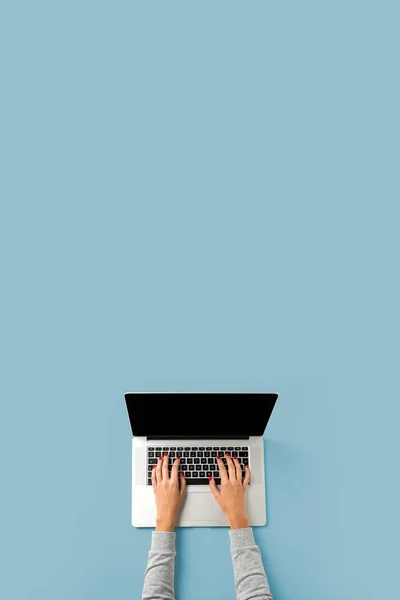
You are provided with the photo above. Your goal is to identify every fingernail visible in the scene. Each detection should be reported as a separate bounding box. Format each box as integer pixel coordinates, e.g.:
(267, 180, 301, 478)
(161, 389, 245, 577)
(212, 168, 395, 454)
(245, 464, 249, 468)
(176, 456, 180, 460)
(164, 452, 168, 456)
(209, 476, 213, 481)
(225, 452, 230, 457)
(217, 456, 221, 460)
(158, 456, 162, 461)
(153, 465, 156, 469)
(180, 472, 185, 477)
(233, 455, 237, 460)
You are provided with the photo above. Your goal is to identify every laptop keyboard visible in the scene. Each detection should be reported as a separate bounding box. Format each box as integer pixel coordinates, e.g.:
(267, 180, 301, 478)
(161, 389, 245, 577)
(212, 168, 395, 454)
(147, 445, 249, 486)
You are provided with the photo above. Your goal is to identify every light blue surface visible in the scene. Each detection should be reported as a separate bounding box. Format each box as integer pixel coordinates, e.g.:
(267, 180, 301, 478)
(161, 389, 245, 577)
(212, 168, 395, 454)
(1, 2, 399, 599)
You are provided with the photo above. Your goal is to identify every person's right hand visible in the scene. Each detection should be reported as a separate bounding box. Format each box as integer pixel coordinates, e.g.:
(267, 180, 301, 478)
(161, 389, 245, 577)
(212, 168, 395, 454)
(209, 453, 250, 529)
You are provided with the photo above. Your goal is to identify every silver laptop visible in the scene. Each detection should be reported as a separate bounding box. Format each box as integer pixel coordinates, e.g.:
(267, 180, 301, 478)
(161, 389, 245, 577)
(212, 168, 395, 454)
(124, 392, 278, 527)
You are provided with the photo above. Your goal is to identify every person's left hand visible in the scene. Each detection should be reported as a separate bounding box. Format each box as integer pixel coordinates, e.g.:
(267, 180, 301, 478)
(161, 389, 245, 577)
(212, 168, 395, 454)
(152, 454, 186, 531)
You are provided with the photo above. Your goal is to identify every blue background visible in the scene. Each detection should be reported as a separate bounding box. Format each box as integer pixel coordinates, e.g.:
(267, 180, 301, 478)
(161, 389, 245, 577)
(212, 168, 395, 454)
(1, 2, 399, 599)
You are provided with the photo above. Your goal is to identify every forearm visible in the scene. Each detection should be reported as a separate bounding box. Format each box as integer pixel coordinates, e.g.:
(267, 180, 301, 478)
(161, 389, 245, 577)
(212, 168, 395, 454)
(230, 528, 273, 600)
(142, 532, 176, 600)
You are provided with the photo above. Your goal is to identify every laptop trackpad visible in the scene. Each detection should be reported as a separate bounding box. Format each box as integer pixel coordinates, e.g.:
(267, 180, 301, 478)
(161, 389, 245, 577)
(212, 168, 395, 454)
(179, 491, 224, 523)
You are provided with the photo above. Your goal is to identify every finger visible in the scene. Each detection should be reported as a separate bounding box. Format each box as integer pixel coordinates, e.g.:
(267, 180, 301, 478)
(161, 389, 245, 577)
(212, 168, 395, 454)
(225, 452, 236, 481)
(243, 464, 251, 488)
(233, 454, 243, 481)
(171, 457, 180, 481)
(156, 455, 163, 482)
(152, 465, 157, 486)
(179, 472, 187, 496)
(209, 476, 221, 502)
(216, 455, 228, 482)
(162, 452, 169, 480)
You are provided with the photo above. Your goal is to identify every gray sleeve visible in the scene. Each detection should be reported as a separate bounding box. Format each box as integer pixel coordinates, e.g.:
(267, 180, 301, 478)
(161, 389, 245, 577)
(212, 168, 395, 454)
(230, 528, 273, 600)
(141, 531, 176, 600)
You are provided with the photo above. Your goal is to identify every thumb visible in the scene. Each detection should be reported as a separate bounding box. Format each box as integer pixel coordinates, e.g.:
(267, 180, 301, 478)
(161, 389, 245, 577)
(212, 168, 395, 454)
(209, 477, 221, 503)
(180, 473, 187, 496)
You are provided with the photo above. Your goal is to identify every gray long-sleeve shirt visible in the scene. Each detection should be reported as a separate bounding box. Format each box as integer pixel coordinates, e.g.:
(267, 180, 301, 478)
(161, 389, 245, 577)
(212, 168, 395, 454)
(142, 528, 273, 600)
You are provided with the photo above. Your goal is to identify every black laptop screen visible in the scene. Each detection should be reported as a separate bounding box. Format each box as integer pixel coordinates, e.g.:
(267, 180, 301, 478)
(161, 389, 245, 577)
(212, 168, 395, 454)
(124, 393, 278, 438)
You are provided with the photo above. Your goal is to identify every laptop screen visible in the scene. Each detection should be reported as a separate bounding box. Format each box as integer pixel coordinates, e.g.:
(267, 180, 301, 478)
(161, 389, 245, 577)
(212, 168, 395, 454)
(124, 392, 278, 438)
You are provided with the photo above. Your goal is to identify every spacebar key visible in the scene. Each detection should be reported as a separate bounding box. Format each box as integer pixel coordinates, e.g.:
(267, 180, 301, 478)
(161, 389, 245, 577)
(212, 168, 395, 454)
(185, 478, 209, 485)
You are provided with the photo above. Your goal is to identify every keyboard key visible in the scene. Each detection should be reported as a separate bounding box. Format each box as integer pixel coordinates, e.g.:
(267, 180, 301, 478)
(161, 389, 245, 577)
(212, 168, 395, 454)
(198, 451, 204, 457)
(170, 452, 176, 458)
(163, 447, 169, 451)
(148, 452, 155, 458)
(220, 447, 226, 451)
(235, 447, 241, 451)
(190, 452, 196, 457)
(243, 458, 249, 465)
(192, 447, 198, 451)
(155, 451, 162, 457)
(148, 465, 153, 472)
(180, 458, 186, 464)
(181, 465, 187, 471)
(200, 471, 206, 477)
(196, 465, 201, 471)
(206, 471, 212, 477)
(148, 478, 152, 485)
(211, 451, 217, 457)
(186, 473, 216, 486)
(201, 458, 207, 464)
(187, 458, 193, 464)
(199, 447, 205, 451)
(192, 472, 199, 477)
(239, 451, 248, 457)
(204, 451, 210, 457)
(156, 447, 162, 451)
(228, 447, 234, 450)
(184, 451, 189, 457)
(210, 464, 216, 471)
(169, 447, 176, 451)
(177, 447, 183, 451)
(206, 447, 212, 450)
(186, 471, 192, 478)
(189, 465, 195, 471)
(148, 458, 157, 465)
(194, 458, 200, 464)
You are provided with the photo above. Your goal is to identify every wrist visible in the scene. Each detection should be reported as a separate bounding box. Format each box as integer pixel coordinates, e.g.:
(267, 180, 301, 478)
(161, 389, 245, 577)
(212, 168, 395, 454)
(156, 518, 176, 532)
(228, 515, 249, 530)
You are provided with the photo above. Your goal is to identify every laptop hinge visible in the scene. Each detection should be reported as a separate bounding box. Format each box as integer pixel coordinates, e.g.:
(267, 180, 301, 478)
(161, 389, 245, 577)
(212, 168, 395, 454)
(147, 435, 250, 440)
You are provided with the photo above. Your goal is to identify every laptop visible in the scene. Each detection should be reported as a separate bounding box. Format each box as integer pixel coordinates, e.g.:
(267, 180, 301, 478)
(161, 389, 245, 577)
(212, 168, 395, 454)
(124, 392, 278, 527)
